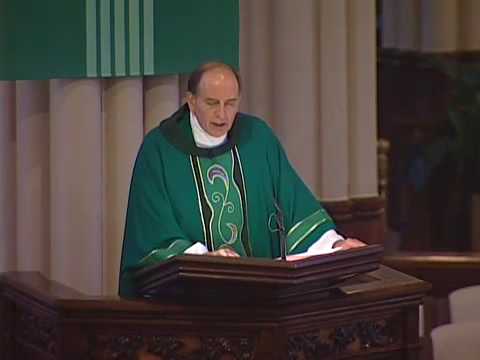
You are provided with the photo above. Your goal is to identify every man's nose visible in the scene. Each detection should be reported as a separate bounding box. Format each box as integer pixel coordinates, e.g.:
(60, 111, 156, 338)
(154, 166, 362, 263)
(217, 103, 226, 118)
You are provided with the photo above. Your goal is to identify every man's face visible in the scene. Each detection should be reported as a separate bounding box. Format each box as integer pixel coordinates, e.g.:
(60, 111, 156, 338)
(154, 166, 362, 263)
(187, 68, 240, 137)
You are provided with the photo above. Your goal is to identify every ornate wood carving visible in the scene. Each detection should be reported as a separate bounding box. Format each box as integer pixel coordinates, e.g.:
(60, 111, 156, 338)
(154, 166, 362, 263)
(288, 319, 398, 360)
(0, 270, 429, 360)
(0, 295, 10, 356)
(89, 334, 255, 360)
(16, 310, 57, 356)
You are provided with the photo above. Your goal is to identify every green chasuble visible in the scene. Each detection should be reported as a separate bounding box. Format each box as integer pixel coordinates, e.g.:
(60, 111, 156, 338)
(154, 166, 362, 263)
(119, 105, 336, 297)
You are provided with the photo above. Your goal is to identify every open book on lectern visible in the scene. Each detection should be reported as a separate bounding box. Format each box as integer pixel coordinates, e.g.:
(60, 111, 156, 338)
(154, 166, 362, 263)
(133, 244, 384, 303)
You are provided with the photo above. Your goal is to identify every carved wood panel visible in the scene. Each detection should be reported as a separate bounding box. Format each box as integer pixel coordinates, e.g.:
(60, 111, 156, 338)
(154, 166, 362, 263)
(288, 318, 400, 360)
(0, 271, 428, 360)
(15, 309, 58, 359)
(87, 334, 256, 360)
(0, 295, 12, 358)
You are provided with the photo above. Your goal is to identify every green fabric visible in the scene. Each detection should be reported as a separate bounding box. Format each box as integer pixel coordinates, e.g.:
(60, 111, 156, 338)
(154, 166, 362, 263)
(138, 239, 192, 266)
(0, 0, 85, 80)
(287, 208, 334, 253)
(119, 106, 336, 297)
(0, 0, 239, 80)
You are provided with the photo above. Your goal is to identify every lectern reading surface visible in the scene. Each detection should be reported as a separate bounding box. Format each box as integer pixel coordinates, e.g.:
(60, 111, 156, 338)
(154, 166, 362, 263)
(134, 245, 384, 303)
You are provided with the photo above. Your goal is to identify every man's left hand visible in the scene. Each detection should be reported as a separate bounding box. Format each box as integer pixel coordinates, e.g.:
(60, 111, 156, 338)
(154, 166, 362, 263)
(207, 247, 240, 257)
(333, 238, 366, 250)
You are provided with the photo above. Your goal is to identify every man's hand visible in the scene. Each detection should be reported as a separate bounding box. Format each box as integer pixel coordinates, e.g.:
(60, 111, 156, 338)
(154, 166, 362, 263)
(332, 238, 366, 250)
(207, 247, 240, 257)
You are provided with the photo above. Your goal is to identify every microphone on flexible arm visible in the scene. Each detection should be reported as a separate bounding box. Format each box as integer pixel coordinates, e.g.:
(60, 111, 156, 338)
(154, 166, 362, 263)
(273, 198, 287, 260)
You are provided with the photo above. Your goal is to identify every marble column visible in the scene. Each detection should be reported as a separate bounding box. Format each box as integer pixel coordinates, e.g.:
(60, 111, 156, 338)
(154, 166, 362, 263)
(421, 0, 458, 52)
(347, 0, 378, 198)
(316, 0, 349, 200)
(397, 0, 421, 51)
(272, 0, 318, 192)
(381, 0, 398, 49)
(240, 0, 274, 125)
(459, 0, 480, 50)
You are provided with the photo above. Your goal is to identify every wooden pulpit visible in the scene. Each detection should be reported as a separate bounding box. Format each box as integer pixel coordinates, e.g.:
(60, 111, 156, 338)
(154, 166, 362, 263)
(0, 245, 430, 360)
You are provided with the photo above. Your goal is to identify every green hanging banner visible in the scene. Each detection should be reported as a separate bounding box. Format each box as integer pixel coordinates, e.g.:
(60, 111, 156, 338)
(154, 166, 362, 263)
(0, 0, 239, 80)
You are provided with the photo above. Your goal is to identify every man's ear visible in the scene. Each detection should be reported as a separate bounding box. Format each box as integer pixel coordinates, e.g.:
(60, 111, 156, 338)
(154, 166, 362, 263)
(186, 92, 195, 109)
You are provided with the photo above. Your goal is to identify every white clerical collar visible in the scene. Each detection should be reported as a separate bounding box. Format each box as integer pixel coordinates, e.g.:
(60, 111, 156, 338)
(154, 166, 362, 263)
(190, 111, 227, 148)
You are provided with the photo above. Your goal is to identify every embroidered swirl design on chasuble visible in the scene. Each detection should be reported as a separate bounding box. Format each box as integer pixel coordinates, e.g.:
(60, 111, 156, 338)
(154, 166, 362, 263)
(206, 163, 242, 245)
(191, 149, 248, 254)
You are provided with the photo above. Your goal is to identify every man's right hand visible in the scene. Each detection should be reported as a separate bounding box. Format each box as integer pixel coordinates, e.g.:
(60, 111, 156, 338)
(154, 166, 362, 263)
(207, 247, 240, 257)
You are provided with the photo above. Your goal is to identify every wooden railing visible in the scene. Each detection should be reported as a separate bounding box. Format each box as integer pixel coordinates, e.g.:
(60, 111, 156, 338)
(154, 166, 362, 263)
(383, 252, 480, 360)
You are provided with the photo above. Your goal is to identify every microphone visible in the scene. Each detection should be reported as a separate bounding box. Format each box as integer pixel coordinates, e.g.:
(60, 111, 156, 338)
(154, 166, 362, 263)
(273, 199, 287, 260)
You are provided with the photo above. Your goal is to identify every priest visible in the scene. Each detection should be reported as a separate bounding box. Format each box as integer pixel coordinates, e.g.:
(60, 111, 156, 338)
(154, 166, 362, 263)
(119, 62, 364, 297)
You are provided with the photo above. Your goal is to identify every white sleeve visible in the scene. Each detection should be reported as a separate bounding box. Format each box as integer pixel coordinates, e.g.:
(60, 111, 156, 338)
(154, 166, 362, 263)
(183, 242, 209, 255)
(306, 229, 344, 255)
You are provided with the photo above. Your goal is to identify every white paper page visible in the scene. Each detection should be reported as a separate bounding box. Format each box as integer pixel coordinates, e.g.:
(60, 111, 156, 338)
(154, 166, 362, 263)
(277, 246, 341, 261)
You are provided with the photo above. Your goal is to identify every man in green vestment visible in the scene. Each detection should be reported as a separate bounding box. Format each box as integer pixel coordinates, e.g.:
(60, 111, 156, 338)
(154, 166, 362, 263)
(119, 62, 364, 297)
